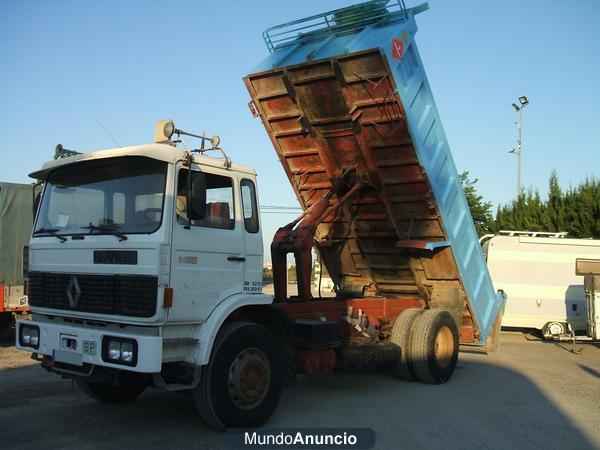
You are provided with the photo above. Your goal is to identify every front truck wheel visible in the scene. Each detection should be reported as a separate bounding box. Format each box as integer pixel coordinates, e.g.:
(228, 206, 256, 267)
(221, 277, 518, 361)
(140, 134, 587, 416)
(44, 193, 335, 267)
(409, 309, 459, 384)
(390, 308, 424, 380)
(193, 322, 283, 430)
(76, 378, 147, 403)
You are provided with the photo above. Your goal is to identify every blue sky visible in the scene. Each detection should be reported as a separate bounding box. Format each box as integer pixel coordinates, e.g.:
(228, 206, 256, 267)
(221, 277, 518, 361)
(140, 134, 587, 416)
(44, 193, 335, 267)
(1, 0, 599, 258)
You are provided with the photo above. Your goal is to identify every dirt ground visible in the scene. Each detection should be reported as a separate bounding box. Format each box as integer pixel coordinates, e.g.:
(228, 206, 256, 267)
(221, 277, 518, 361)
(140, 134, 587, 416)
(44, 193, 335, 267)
(0, 324, 598, 450)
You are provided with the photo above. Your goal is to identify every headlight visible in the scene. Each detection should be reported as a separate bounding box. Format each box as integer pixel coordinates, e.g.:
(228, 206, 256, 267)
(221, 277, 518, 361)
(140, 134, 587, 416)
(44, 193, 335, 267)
(19, 324, 40, 349)
(30, 328, 39, 347)
(102, 337, 137, 367)
(108, 341, 121, 360)
(120, 342, 134, 363)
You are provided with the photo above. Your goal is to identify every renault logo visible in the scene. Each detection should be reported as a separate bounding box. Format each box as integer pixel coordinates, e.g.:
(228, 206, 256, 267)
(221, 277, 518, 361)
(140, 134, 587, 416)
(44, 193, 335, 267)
(66, 276, 81, 308)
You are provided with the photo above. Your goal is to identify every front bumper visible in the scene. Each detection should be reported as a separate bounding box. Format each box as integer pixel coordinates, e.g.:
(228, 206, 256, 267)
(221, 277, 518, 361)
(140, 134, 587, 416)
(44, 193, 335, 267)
(16, 319, 162, 373)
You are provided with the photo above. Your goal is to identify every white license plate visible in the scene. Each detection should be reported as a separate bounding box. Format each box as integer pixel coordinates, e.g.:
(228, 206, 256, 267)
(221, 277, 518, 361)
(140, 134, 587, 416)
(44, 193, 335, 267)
(83, 340, 97, 356)
(54, 350, 83, 366)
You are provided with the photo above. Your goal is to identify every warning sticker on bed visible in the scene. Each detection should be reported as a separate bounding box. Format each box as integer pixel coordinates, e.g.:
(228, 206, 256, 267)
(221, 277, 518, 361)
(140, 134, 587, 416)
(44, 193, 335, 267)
(391, 38, 404, 59)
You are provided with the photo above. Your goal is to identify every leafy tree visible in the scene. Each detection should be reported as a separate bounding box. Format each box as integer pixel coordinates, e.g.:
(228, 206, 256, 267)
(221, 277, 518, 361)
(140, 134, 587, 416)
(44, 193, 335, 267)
(460, 171, 494, 236)
(562, 177, 600, 238)
(543, 169, 566, 232)
(262, 267, 273, 283)
(492, 171, 599, 239)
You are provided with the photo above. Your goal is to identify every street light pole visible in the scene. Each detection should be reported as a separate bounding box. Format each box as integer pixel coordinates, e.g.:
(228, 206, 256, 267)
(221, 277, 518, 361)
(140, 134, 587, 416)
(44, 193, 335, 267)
(517, 106, 522, 198)
(510, 96, 529, 198)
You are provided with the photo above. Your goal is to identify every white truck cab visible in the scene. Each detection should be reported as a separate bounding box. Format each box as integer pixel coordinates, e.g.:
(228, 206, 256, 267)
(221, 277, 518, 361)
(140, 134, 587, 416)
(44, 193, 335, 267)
(17, 122, 287, 428)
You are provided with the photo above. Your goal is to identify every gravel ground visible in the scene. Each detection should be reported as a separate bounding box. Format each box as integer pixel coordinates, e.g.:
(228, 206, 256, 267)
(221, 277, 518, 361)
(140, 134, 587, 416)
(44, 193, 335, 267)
(0, 326, 598, 450)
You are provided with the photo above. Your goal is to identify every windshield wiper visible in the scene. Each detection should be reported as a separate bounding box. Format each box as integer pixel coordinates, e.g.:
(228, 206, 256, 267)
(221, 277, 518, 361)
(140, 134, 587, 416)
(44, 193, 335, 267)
(32, 227, 67, 242)
(80, 223, 128, 241)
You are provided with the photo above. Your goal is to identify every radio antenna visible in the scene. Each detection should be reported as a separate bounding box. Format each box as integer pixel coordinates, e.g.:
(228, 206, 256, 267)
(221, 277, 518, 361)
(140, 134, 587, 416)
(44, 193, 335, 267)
(96, 120, 122, 147)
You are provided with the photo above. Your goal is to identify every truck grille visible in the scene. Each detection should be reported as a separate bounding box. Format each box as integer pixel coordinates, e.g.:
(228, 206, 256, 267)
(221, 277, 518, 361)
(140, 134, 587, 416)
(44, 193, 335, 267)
(28, 272, 158, 318)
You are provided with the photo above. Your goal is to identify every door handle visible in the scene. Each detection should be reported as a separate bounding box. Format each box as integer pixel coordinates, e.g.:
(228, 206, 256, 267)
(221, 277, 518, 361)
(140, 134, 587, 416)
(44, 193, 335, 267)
(227, 256, 246, 262)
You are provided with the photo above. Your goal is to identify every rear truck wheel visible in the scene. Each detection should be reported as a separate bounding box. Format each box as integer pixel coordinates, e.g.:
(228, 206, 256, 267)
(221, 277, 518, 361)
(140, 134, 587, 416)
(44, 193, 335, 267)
(192, 322, 283, 430)
(390, 308, 424, 380)
(542, 321, 566, 339)
(76, 378, 147, 403)
(409, 309, 459, 384)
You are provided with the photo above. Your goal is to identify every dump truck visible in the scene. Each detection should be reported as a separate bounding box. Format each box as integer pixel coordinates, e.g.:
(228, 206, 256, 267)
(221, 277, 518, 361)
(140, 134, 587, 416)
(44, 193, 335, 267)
(16, 1, 504, 429)
(0, 182, 34, 321)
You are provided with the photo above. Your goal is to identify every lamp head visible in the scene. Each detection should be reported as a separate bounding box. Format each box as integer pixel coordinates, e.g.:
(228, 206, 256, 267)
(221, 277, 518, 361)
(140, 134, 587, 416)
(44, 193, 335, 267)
(155, 119, 176, 142)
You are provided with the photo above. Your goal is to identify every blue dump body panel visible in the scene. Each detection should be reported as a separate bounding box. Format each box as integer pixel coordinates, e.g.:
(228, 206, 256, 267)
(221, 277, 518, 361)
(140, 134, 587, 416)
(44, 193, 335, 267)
(246, 1, 504, 344)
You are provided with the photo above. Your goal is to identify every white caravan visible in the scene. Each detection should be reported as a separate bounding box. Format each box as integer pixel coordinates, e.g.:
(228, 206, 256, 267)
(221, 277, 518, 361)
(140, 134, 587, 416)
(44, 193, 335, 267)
(481, 231, 600, 338)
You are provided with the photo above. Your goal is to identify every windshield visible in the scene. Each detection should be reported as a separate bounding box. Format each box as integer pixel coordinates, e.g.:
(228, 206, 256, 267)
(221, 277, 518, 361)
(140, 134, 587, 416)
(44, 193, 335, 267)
(35, 156, 168, 236)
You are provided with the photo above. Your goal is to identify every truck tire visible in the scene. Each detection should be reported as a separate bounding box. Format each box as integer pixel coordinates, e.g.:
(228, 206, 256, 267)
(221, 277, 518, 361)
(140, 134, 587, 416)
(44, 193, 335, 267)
(390, 308, 423, 380)
(76, 379, 147, 403)
(409, 309, 459, 384)
(193, 322, 283, 430)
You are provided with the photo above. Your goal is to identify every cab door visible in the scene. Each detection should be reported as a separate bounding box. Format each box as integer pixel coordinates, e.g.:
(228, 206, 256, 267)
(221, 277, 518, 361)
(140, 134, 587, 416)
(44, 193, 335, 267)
(168, 163, 245, 323)
(240, 177, 263, 294)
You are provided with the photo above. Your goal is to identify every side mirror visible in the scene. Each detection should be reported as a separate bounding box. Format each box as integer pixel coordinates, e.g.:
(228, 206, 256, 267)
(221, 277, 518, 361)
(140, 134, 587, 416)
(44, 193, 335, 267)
(188, 172, 206, 221)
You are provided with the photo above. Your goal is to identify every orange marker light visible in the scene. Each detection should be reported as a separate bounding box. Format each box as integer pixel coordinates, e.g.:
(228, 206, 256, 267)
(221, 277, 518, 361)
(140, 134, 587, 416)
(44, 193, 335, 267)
(163, 287, 173, 308)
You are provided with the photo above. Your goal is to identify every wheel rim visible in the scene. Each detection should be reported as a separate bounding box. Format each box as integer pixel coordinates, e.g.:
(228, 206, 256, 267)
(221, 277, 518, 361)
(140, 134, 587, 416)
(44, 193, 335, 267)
(434, 326, 454, 368)
(547, 322, 564, 336)
(228, 347, 271, 410)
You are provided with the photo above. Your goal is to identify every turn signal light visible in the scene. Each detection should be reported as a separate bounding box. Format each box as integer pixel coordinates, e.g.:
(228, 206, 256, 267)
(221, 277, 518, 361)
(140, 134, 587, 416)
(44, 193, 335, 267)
(163, 287, 173, 308)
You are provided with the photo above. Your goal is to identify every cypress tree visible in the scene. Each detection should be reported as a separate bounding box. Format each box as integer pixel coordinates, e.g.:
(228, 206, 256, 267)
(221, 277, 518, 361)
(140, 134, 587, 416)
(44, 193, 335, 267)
(491, 172, 599, 239)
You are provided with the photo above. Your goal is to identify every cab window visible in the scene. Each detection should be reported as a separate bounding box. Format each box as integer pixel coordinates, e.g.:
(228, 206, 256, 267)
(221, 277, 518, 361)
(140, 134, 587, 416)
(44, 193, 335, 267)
(177, 170, 235, 230)
(241, 179, 259, 233)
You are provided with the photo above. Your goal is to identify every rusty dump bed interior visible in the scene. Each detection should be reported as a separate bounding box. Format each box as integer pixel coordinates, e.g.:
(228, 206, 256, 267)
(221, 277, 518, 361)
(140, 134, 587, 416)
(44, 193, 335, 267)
(245, 50, 479, 340)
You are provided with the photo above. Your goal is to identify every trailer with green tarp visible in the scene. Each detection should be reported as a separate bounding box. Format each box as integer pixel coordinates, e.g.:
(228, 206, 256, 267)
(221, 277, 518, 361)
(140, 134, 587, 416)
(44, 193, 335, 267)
(0, 182, 34, 317)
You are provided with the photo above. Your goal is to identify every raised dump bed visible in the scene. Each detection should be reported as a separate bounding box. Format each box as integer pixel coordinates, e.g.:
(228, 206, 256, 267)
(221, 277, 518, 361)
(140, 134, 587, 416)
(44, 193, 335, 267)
(245, 0, 504, 345)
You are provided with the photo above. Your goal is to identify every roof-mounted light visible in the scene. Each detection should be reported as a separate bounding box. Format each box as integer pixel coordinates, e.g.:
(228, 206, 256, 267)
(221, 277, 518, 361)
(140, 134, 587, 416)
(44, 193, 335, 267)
(154, 119, 220, 148)
(154, 119, 229, 168)
(54, 144, 81, 160)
